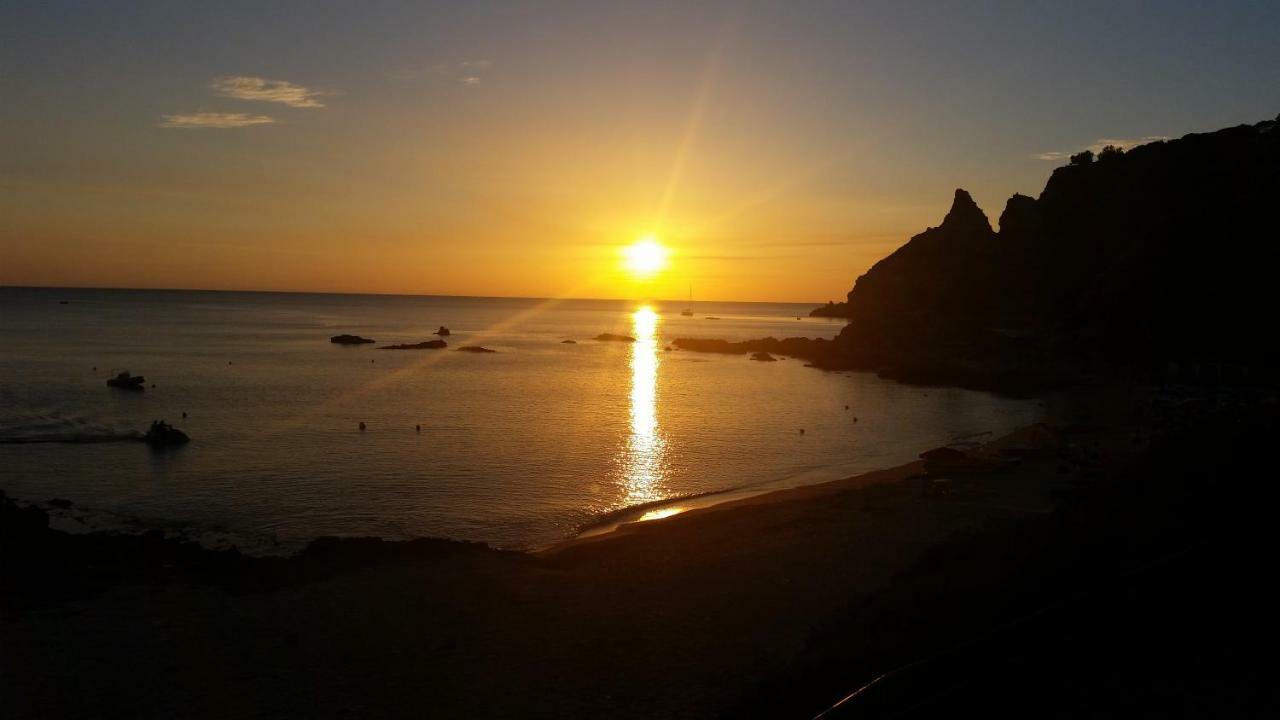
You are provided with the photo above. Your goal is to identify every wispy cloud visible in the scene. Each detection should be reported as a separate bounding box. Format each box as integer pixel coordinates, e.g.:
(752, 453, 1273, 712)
(1034, 136, 1168, 161)
(211, 76, 328, 108)
(158, 112, 276, 129)
(390, 59, 493, 86)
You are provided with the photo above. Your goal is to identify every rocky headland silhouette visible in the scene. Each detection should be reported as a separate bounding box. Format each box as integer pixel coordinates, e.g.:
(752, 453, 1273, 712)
(687, 115, 1280, 393)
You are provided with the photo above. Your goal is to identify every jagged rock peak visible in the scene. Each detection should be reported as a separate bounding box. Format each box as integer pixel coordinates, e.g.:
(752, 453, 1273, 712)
(998, 193, 1040, 236)
(940, 188, 992, 233)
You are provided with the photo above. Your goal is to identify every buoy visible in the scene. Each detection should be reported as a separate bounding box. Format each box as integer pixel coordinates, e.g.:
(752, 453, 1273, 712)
(799, 429, 805, 435)
(359, 422, 366, 431)
(182, 412, 187, 419)
(415, 424, 421, 432)
(845, 405, 849, 410)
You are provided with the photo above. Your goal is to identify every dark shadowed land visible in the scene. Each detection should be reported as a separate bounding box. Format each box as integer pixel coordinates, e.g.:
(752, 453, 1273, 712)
(4, 386, 1278, 718)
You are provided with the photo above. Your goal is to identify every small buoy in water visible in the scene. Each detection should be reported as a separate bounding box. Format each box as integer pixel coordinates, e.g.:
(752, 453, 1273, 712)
(415, 424, 421, 432)
(853, 417, 858, 422)
(182, 411, 187, 419)
(359, 422, 366, 431)
(799, 428, 805, 435)
(845, 405, 849, 410)
(228, 361, 232, 365)
(93, 366, 97, 372)
(151, 383, 156, 388)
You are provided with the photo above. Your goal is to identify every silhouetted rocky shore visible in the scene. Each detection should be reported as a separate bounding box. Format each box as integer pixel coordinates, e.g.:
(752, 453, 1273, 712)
(694, 115, 1280, 394)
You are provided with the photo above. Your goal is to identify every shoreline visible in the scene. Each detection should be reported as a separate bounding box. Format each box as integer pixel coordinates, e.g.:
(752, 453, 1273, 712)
(5, 387, 1278, 718)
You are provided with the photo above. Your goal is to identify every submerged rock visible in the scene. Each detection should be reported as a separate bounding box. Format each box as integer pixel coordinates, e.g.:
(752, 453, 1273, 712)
(457, 346, 496, 353)
(379, 340, 447, 350)
(331, 334, 375, 345)
(561, 339, 577, 344)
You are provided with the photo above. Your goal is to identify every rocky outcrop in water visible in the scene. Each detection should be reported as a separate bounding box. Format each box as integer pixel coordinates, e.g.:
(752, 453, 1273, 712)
(457, 346, 496, 353)
(331, 334, 375, 345)
(594, 333, 635, 343)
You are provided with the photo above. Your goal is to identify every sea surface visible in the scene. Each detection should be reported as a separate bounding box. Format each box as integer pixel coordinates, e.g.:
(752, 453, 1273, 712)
(0, 287, 1046, 551)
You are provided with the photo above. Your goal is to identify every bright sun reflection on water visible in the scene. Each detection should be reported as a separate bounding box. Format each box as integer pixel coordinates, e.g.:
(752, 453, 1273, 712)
(624, 306, 666, 504)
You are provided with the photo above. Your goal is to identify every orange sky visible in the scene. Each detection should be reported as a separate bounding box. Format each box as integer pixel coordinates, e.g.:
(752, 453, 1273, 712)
(3, 2, 1276, 302)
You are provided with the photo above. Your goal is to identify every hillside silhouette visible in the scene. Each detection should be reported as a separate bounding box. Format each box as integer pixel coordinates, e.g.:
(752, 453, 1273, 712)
(810, 114, 1280, 391)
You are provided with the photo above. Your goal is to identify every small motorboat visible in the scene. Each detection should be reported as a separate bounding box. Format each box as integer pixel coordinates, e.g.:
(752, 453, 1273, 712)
(106, 370, 145, 390)
(144, 420, 189, 447)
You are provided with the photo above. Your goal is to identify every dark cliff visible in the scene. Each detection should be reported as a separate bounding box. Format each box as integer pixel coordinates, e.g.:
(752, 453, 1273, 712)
(819, 115, 1280, 391)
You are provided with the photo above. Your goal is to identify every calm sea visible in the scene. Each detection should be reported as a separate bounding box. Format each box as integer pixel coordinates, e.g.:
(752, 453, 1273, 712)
(0, 287, 1045, 551)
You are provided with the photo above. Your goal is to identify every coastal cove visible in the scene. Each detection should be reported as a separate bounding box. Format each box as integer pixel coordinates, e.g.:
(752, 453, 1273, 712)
(0, 287, 1047, 552)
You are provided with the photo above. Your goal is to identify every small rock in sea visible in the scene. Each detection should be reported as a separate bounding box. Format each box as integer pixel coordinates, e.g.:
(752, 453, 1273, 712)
(48, 498, 73, 509)
(799, 429, 805, 435)
(750, 351, 777, 362)
(182, 411, 187, 418)
(378, 340, 447, 350)
(594, 333, 636, 342)
(415, 424, 421, 432)
(435, 326, 451, 336)
(458, 346, 496, 353)
(359, 422, 366, 431)
(845, 405, 850, 410)
(561, 339, 577, 344)
(331, 334, 376, 345)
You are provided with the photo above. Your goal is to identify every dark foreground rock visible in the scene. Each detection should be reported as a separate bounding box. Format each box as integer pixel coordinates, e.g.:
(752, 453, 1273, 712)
(330, 334, 375, 345)
(379, 340, 447, 350)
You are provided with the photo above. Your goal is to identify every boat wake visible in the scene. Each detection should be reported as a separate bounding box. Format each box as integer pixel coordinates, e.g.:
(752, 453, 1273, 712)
(0, 413, 142, 444)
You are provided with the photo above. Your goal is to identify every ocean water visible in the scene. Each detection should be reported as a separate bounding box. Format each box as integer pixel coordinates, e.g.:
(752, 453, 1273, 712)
(0, 287, 1045, 551)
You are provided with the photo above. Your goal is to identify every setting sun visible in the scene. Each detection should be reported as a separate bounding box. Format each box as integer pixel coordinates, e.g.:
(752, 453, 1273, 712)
(622, 236, 669, 277)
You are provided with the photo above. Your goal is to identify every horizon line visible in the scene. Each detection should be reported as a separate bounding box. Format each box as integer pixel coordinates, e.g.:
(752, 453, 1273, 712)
(0, 283, 826, 307)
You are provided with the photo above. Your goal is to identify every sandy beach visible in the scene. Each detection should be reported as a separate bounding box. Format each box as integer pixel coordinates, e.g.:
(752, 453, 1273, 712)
(3, 387, 1277, 718)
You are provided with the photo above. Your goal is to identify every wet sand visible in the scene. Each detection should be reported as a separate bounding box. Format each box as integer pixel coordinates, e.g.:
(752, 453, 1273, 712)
(3, 389, 1277, 718)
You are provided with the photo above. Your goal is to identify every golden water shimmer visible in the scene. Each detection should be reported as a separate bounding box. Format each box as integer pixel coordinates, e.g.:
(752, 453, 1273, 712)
(622, 307, 667, 505)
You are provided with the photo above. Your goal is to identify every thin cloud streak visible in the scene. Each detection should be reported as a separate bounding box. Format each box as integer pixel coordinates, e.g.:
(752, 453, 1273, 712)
(211, 76, 328, 108)
(158, 112, 276, 129)
(1035, 136, 1169, 161)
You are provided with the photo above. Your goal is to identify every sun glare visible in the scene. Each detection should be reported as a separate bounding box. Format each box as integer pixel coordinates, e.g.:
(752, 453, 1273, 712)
(622, 236, 669, 277)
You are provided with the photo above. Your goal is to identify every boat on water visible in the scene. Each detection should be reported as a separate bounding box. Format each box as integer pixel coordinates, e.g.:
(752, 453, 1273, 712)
(144, 420, 189, 447)
(681, 283, 694, 316)
(106, 370, 145, 390)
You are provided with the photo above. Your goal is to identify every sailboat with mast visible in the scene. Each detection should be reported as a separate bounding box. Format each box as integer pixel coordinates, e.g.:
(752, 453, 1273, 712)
(680, 283, 694, 316)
